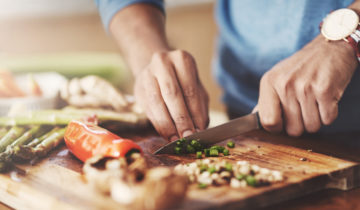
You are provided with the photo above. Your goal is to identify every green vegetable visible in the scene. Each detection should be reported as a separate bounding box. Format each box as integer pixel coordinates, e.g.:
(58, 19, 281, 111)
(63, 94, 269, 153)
(208, 166, 216, 174)
(186, 145, 196, 154)
(196, 151, 202, 159)
(225, 162, 233, 172)
(210, 146, 225, 153)
(236, 174, 245, 180)
(176, 141, 182, 146)
(245, 175, 257, 187)
(198, 183, 208, 189)
(209, 149, 219, 157)
(0, 126, 27, 153)
(223, 149, 230, 156)
(174, 146, 182, 155)
(199, 164, 208, 173)
(204, 149, 210, 157)
(227, 141, 235, 148)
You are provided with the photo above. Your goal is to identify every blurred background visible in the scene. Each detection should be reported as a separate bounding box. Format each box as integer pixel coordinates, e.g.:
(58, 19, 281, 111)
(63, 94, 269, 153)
(0, 0, 225, 112)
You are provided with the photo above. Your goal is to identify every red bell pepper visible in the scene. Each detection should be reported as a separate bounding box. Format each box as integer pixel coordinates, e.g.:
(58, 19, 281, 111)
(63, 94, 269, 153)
(64, 120, 142, 162)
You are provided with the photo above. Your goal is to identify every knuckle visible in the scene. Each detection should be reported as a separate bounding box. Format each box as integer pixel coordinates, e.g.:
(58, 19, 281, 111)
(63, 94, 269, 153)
(276, 76, 293, 96)
(162, 82, 179, 97)
(173, 49, 190, 59)
(183, 86, 197, 98)
(296, 82, 312, 99)
(152, 52, 168, 63)
(148, 90, 161, 102)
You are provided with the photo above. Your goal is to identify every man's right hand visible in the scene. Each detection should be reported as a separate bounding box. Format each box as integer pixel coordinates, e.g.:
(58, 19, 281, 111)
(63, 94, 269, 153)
(134, 50, 209, 141)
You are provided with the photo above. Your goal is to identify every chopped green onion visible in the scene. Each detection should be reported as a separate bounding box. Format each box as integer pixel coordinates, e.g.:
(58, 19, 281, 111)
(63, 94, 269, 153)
(174, 146, 182, 154)
(227, 141, 235, 148)
(186, 145, 196, 154)
(199, 164, 208, 172)
(196, 151, 202, 159)
(176, 140, 183, 146)
(204, 149, 210, 157)
(210, 146, 225, 153)
(245, 175, 257, 187)
(198, 183, 208, 189)
(223, 149, 229, 156)
(225, 162, 233, 172)
(236, 174, 245, 180)
(208, 166, 216, 174)
(209, 149, 219, 157)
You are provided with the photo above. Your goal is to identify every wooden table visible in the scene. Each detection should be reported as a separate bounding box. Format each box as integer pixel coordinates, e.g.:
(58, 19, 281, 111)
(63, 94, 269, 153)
(0, 130, 359, 209)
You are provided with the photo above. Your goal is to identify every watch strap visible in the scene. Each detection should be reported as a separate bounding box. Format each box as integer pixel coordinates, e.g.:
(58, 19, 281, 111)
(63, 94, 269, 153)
(346, 25, 360, 62)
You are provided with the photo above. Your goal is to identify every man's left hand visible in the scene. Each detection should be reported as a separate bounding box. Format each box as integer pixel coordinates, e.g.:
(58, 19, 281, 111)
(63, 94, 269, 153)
(257, 36, 358, 136)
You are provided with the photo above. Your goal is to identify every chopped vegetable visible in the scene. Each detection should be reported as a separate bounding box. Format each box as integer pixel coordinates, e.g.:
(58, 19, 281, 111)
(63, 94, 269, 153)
(209, 149, 219, 157)
(64, 120, 142, 162)
(204, 148, 210, 157)
(186, 145, 196, 154)
(196, 151, 202, 159)
(174, 146, 182, 155)
(198, 183, 208, 189)
(174, 159, 284, 189)
(223, 149, 229, 156)
(199, 164, 208, 172)
(225, 162, 233, 172)
(236, 174, 245, 180)
(227, 141, 235, 148)
(245, 175, 257, 187)
(207, 166, 216, 174)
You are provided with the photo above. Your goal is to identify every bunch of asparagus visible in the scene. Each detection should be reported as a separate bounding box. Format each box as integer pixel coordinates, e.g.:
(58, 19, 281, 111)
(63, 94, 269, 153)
(0, 125, 66, 172)
(0, 107, 149, 172)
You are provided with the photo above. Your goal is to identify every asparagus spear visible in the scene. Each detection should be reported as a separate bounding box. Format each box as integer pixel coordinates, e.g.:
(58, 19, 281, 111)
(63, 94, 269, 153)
(0, 108, 147, 126)
(13, 127, 66, 160)
(0, 126, 26, 153)
(35, 127, 66, 157)
(8, 125, 45, 148)
(0, 127, 8, 138)
(26, 127, 60, 147)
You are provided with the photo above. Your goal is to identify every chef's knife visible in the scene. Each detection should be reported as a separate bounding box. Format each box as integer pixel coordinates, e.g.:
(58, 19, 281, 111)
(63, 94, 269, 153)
(154, 112, 262, 155)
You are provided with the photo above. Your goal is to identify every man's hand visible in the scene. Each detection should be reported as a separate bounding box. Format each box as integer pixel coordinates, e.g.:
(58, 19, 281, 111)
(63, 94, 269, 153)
(109, 5, 209, 141)
(134, 50, 209, 141)
(257, 36, 358, 136)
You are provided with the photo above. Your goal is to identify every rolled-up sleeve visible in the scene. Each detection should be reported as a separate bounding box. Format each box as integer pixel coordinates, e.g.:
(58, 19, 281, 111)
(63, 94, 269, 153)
(95, 0, 165, 32)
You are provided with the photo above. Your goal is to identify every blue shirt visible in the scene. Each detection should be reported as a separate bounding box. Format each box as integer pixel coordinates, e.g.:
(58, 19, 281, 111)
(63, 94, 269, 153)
(96, 0, 360, 133)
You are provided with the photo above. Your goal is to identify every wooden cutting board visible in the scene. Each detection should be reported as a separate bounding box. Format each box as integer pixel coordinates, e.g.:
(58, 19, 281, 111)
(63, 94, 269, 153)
(0, 130, 359, 210)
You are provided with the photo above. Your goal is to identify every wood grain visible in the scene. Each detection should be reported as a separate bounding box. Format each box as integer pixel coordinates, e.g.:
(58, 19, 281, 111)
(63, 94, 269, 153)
(0, 130, 359, 210)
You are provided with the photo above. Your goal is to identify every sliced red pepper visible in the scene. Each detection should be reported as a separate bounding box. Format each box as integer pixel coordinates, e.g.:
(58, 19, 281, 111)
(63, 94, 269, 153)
(64, 120, 142, 162)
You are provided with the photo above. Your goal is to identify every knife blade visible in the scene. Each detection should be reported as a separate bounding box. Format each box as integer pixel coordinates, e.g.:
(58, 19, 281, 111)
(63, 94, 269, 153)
(153, 112, 262, 155)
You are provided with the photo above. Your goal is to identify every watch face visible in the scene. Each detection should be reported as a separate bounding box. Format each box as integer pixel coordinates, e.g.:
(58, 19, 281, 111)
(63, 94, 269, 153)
(321, 8, 359, 40)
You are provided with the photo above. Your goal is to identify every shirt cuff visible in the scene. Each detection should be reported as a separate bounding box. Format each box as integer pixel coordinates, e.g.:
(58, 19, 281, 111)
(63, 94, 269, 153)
(95, 0, 165, 33)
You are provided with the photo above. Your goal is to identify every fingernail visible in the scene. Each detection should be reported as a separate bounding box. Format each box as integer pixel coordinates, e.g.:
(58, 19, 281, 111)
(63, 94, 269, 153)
(169, 135, 179, 142)
(182, 130, 193, 137)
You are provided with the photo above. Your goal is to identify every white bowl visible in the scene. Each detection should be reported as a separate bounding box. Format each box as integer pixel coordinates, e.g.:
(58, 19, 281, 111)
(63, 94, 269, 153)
(0, 72, 67, 116)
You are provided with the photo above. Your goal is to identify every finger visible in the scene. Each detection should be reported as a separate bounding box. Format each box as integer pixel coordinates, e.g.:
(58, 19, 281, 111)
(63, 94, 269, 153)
(170, 51, 209, 130)
(152, 54, 195, 137)
(258, 77, 283, 133)
(139, 72, 179, 141)
(298, 93, 321, 133)
(318, 100, 338, 125)
(281, 98, 304, 137)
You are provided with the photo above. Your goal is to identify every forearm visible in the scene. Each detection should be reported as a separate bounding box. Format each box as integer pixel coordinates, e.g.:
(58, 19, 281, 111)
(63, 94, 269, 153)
(109, 3, 170, 76)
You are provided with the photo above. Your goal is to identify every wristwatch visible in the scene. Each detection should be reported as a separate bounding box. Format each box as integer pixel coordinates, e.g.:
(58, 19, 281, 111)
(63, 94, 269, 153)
(321, 8, 360, 62)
